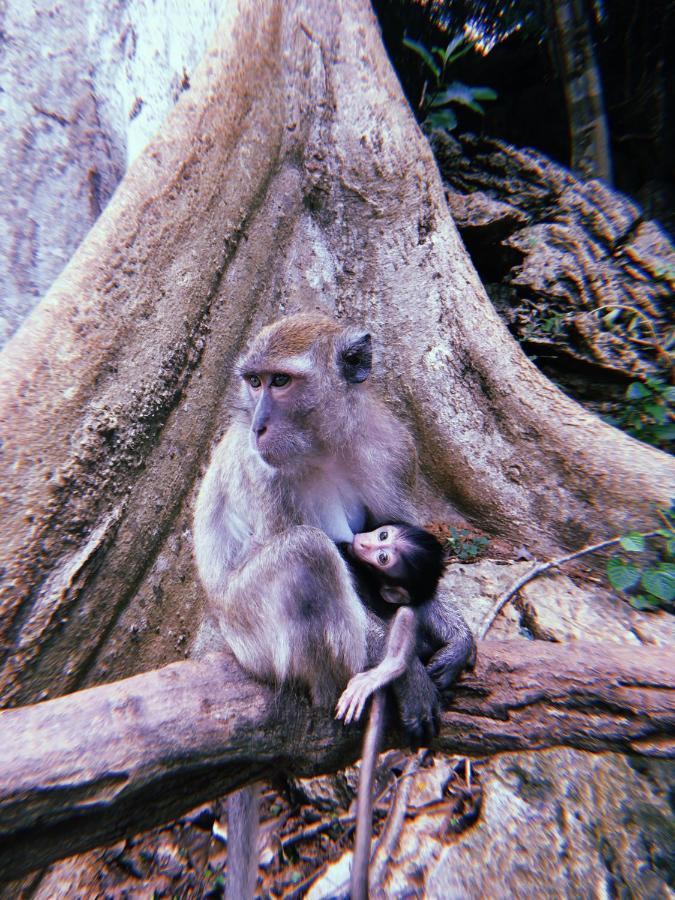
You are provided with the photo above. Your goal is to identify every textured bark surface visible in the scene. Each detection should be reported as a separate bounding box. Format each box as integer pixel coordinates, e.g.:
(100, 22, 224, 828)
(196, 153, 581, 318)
(0, 0, 228, 347)
(434, 131, 675, 385)
(1, 640, 672, 883)
(0, 0, 672, 714)
(548, 0, 613, 183)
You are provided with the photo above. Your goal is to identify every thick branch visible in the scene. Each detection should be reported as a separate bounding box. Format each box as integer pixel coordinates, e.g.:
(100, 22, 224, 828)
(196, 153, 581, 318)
(1, 641, 672, 883)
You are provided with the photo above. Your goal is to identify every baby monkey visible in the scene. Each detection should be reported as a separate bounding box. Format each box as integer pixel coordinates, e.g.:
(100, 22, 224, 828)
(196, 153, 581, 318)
(336, 523, 446, 900)
(336, 523, 445, 722)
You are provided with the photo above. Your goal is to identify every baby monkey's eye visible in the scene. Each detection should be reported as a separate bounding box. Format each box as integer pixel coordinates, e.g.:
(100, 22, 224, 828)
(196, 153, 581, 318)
(379, 530, 388, 540)
(247, 374, 261, 388)
(271, 373, 290, 387)
(378, 551, 389, 565)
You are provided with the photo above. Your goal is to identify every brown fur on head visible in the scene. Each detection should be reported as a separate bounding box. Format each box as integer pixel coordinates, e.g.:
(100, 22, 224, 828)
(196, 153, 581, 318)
(237, 313, 370, 382)
(240, 314, 344, 372)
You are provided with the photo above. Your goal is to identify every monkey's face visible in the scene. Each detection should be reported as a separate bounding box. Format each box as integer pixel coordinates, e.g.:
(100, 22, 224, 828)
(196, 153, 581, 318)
(236, 315, 373, 470)
(351, 526, 407, 578)
(240, 369, 321, 468)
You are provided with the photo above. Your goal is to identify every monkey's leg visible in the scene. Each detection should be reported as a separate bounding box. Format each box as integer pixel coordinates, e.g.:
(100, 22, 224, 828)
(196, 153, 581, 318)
(215, 526, 368, 701)
(336, 607, 417, 724)
(226, 783, 260, 900)
(423, 589, 477, 696)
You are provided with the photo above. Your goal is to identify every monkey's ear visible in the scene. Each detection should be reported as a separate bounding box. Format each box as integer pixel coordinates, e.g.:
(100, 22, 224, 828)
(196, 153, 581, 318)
(380, 585, 411, 605)
(339, 332, 372, 383)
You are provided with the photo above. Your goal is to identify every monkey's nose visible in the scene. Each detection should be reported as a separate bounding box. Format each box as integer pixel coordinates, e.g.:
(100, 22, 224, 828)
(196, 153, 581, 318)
(256, 424, 267, 438)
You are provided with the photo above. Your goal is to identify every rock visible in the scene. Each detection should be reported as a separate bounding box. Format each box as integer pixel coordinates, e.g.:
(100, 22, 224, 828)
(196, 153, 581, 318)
(305, 851, 352, 900)
(520, 572, 675, 646)
(381, 749, 673, 899)
(292, 770, 358, 812)
(441, 557, 675, 647)
(440, 559, 534, 639)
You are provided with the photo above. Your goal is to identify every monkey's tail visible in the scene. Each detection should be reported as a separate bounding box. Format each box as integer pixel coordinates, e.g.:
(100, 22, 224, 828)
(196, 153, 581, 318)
(351, 691, 386, 900)
(226, 783, 260, 900)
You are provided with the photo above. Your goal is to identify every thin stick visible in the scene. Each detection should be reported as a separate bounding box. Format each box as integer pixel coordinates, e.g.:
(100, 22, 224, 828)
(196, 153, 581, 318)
(369, 752, 423, 892)
(478, 530, 661, 639)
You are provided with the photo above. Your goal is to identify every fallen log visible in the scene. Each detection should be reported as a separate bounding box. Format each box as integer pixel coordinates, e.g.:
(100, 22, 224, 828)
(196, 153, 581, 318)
(1, 640, 672, 882)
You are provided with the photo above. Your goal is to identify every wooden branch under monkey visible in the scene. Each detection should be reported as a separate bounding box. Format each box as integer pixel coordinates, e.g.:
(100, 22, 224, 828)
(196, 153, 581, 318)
(0, 641, 672, 884)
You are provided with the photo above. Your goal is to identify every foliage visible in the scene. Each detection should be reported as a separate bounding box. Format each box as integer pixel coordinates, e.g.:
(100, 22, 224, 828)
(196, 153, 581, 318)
(606, 502, 675, 612)
(403, 34, 496, 133)
(605, 378, 675, 452)
(445, 526, 490, 560)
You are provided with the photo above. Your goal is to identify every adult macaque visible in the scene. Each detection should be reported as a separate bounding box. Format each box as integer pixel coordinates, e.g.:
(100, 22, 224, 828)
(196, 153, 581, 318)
(192, 314, 475, 898)
(336, 523, 452, 900)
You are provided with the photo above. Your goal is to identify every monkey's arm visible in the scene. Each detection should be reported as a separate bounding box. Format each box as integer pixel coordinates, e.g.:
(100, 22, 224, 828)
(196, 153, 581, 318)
(335, 607, 417, 725)
(422, 591, 477, 695)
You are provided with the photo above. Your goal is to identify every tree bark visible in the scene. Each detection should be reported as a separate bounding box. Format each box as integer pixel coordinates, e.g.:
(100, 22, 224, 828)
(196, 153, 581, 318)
(0, 0, 671, 711)
(434, 131, 674, 384)
(0, 640, 672, 883)
(547, 0, 613, 183)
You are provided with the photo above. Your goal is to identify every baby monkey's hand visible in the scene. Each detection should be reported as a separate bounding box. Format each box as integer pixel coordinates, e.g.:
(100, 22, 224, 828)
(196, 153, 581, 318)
(335, 671, 380, 724)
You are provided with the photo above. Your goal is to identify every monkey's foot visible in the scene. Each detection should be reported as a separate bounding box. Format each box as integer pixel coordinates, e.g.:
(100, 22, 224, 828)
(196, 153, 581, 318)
(335, 672, 378, 724)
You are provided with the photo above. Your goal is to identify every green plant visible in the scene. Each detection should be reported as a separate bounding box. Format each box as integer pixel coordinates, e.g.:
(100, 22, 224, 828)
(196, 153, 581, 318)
(445, 527, 490, 561)
(606, 502, 675, 612)
(606, 378, 675, 451)
(403, 34, 497, 133)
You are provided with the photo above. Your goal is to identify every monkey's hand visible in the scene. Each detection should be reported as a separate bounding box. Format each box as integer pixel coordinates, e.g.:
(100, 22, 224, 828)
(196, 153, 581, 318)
(335, 672, 379, 725)
(392, 658, 440, 750)
(427, 631, 477, 697)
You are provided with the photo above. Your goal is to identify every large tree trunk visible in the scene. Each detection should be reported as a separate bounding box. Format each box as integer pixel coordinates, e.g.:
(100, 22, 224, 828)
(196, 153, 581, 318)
(0, 0, 671, 710)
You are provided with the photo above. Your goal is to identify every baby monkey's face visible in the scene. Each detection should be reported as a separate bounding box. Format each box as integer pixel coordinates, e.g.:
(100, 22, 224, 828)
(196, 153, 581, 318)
(351, 525, 407, 578)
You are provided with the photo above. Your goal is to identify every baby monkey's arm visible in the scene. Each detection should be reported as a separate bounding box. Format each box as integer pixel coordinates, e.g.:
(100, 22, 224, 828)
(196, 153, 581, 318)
(335, 606, 418, 725)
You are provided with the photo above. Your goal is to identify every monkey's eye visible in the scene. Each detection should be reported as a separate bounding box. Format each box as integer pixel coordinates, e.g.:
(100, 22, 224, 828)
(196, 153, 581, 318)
(379, 530, 388, 541)
(271, 373, 290, 387)
(247, 374, 262, 389)
(378, 551, 389, 565)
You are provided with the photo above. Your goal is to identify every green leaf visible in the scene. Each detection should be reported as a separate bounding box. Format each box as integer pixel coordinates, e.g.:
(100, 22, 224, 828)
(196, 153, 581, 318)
(642, 566, 675, 603)
(654, 423, 675, 441)
(403, 37, 441, 79)
(430, 81, 485, 114)
(445, 33, 467, 59)
(626, 382, 651, 400)
(663, 386, 675, 403)
(472, 86, 498, 101)
(629, 594, 658, 611)
(447, 40, 474, 64)
(425, 108, 458, 131)
(619, 532, 647, 552)
(645, 403, 667, 423)
(607, 557, 641, 592)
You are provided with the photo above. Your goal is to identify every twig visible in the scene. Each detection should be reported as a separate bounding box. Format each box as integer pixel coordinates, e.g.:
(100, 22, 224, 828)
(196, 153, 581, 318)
(278, 755, 420, 897)
(280, 812, 353, 851)
(478, 530, 661, 639)
(369, 752, 424, 892)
